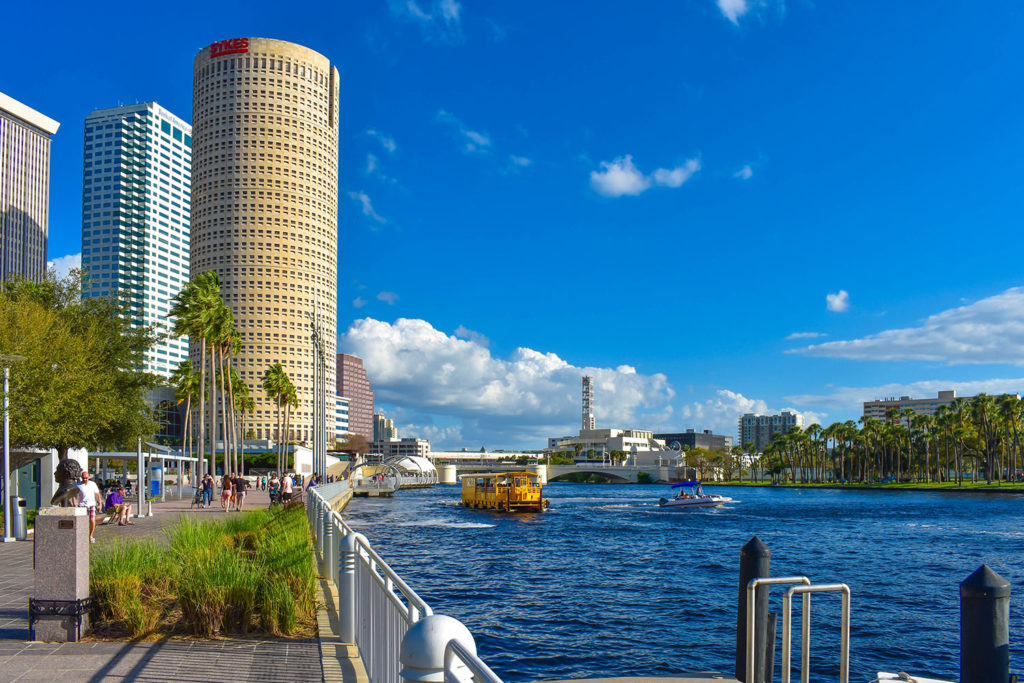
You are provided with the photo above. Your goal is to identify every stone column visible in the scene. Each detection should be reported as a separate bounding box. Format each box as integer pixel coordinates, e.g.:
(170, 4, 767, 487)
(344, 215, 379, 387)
(33, 507, 90, 641)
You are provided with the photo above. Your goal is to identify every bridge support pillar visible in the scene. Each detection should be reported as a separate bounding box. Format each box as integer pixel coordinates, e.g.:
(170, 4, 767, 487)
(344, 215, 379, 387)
(529, 464, 547, 484)
(439, 464, 458, 485)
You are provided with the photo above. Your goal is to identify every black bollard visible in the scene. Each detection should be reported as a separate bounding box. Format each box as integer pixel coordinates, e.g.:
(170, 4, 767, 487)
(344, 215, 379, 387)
(960, 564, 1010, 683)
(736, 536, 771, 683)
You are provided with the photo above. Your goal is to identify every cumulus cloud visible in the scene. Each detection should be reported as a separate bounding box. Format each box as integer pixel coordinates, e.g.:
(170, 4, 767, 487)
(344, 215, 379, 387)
(785, 332, 826, 340)
(47, 253, 81, 279)
(365, 129, 397, 154)
(734, 164, 754, 180)
(435, 109, 491, 154)
(454, 324, 489, 347)
(590, 155, 700, 197)
(348, 191, 387, 224)
(826, 290, 850, 313)
(785, 378, 1024, 412)
(352, 297, 367, 309)
(377, 291, 399, 305)
(507, 155, 532, 170)
(388, 0, 463, 43)
(342, 318, 675, 445)
(717, 0, 750, 24)
(793, 287, 1024, 365)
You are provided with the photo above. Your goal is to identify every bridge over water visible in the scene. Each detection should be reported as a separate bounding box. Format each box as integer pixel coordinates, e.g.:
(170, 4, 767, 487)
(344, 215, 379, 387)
(436, 460, 688, 484)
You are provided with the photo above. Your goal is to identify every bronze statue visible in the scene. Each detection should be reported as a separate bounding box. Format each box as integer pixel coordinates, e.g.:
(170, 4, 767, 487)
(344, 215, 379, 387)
(50, 458, 83, 507)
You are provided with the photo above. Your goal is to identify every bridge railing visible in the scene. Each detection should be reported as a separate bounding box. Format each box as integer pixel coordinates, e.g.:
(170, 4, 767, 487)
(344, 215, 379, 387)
(307, 485, 501, 683)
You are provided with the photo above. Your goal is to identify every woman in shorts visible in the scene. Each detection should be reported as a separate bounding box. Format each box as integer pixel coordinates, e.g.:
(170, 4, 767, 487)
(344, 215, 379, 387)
(221, 474, 233, 511)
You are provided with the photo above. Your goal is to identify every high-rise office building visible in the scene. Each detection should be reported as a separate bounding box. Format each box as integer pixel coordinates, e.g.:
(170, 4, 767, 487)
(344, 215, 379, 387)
(192, 37, 340, 444)
(337, 354, 373, 440)
(374, 413, 396, 442)
(738, 411, 804, 453)
(80, 102, 192, 377)
(0, 91, 59, 284)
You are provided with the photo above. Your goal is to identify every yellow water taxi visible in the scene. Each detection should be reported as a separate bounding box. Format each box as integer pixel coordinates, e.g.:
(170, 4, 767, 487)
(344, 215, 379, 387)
(460, 471, 549, 512)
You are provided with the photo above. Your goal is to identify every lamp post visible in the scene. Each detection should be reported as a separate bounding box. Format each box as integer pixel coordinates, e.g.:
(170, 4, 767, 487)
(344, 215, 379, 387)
(2, 353, 27, 543)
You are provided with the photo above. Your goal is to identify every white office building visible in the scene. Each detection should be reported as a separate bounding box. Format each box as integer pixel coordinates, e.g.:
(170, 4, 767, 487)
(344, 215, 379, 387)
(80, 102, 191, 377)
(335, 396, 350, 442)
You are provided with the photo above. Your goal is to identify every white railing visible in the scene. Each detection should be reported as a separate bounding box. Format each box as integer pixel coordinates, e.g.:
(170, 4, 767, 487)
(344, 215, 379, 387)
(307, 484, 501, 683)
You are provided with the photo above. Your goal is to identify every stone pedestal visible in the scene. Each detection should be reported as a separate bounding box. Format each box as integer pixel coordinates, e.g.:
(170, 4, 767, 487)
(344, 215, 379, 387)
(32, 507, 90, 641)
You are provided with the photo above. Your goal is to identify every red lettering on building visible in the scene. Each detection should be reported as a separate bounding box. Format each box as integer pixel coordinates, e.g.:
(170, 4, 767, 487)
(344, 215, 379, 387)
(210, 38, 249, 58)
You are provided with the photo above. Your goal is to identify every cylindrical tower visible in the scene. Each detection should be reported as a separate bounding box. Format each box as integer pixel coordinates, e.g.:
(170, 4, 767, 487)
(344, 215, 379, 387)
(192, 37, 339, 447)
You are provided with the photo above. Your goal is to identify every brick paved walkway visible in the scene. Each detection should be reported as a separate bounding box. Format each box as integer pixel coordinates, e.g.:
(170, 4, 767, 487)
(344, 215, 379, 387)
(0, 486, 327, 683)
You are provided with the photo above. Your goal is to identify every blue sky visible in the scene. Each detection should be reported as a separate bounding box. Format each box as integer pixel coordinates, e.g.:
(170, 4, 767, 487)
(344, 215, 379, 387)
(7, 0, 1024, 449)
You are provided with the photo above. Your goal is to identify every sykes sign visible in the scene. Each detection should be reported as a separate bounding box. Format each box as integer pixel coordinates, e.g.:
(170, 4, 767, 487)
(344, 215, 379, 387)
(210, 38, 249, 57)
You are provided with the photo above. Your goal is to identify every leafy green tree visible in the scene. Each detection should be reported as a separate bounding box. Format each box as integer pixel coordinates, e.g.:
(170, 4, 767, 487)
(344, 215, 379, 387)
(0, 272, 159, 460)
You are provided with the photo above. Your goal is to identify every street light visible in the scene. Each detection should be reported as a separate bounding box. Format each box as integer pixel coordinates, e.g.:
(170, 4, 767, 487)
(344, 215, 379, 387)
(1, 353, 27, 543)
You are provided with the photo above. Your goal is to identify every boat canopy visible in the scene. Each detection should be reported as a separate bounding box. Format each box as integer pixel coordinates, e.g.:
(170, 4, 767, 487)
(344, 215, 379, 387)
(671, 481, 702, 488)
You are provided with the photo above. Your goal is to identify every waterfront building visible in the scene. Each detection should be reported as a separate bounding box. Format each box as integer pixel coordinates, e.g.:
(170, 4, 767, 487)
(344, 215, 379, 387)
(374, 413, 396, 442)
(548, 428, 666, 455)
(0, 91, 59, 284)
(337, 353, 374, 441)
(372, 437, 430, 460)
(335, 396, 350, 442)
(80, 102, 192, 377)
(191, 37, 340, 444)
(738, 411, 804, 453)
(655, 429, 734, 452)
(861, 390, 987, 421)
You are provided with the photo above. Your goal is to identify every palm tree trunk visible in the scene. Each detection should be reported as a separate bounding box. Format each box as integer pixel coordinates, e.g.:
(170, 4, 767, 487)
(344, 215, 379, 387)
(198, 337, 207, 478)
(218, 345, 229, 476)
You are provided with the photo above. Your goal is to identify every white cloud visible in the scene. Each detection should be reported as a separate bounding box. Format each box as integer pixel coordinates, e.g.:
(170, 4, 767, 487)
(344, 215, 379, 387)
(786, 379, 1024, 413)
(364, 154, 397, 184)
(590, 155, 650, 197)
(717, 0, 750, 24)
(388, 0, 463, 42)
(365, 129, 397, 154)
(734, 164, 754, 180)
(47, 253, 81, 279)
(352, 297, 367, 309)
(365, 154, 379, 174)
(652, 159, 701, 188)
(826, 290, 850, 313)
(590, 155, 700, 197)
(348, 191, 387, 224)
(435, 109, 491, 154)
(785, 331, 826, 340)
(377, 291, 399, 305)
(793, 287, 1024, 365)
(342, 318, 675, 445)
(508, 155, 532, 169)
(454, 324, 489, 347)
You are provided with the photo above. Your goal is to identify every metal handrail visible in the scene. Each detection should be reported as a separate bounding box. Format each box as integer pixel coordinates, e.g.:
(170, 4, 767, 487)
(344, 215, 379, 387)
(781, 583, 850, 683)
(445, 638, 504, 683)
(747, 576, 811, 679)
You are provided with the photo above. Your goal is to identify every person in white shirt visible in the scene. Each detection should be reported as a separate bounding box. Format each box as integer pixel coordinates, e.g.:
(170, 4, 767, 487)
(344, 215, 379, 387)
(281, 473, 294, 503)
(76, 471, 103, 544)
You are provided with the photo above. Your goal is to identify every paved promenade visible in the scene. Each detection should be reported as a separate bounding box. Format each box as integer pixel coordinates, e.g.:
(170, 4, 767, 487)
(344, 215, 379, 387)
(0, 485, 326, 683)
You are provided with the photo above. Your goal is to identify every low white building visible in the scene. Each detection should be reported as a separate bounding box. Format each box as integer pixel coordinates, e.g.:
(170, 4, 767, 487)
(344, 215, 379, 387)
(547, 428, 666, 455)
(372, 437, 431, 460)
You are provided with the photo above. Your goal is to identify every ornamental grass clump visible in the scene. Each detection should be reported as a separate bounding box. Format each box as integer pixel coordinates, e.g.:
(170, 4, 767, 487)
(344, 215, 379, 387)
(90, 504, 317, 638)
(89, 539, 174, 638)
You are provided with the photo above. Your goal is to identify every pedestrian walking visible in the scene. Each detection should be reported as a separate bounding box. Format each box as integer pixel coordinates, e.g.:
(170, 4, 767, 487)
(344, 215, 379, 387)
(268, 473, 280, 506)
(234, 473, 248, 511)
(76, 471, 103, 543)
(220, 473, 233, 512)
(202, 473, 214, 508)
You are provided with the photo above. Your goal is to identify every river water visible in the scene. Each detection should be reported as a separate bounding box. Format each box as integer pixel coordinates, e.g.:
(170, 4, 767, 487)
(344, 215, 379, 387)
(341, 483, 1024, 682)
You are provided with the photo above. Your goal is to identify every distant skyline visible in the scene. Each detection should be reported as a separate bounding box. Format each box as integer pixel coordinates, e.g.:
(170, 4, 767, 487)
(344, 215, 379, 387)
(9, 0, 1024, 449)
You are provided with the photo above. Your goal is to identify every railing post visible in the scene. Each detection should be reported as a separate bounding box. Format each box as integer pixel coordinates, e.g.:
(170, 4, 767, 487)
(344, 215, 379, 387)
(960, 564, 1010, 683)
(399, 614, 475, 683)
(736, 536, 771, 683)
(339, 531, 362, 643)
(320, 504, 332, 571)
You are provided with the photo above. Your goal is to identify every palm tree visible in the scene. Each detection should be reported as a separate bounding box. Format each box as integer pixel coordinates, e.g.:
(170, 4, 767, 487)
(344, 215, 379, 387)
(169, 359, 200, 464)
(262, 363, 290, 473)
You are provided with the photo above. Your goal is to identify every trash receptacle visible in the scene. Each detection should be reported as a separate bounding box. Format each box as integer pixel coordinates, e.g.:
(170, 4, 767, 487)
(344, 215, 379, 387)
(10, 496, 26, 541)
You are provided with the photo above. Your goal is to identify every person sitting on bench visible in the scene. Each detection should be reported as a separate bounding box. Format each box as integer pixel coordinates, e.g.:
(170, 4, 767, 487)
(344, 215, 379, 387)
(104, 485, 133, 525)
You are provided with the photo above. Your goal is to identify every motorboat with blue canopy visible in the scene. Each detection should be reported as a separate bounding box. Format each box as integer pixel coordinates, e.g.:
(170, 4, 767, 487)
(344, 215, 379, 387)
(658, 481, 733, 509)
